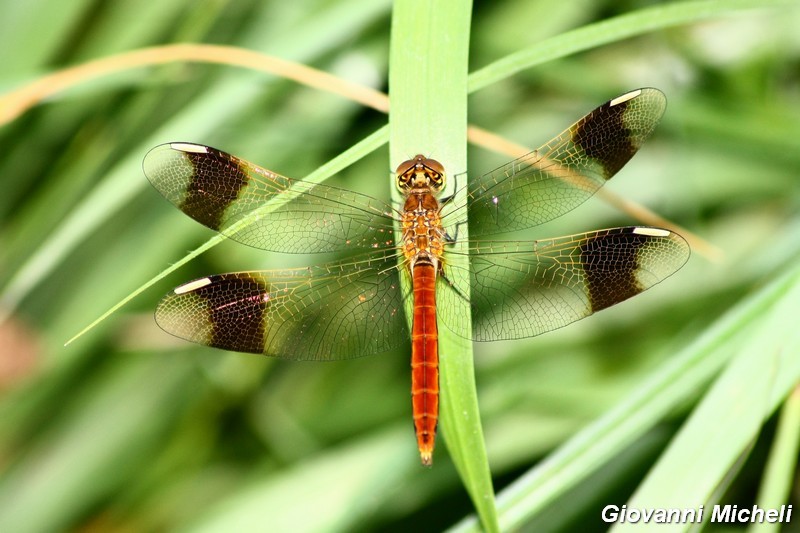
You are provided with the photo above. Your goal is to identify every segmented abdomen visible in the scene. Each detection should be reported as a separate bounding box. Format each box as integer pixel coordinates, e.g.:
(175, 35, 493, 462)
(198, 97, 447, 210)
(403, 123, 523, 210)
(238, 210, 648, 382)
(411, 262, 439, 466)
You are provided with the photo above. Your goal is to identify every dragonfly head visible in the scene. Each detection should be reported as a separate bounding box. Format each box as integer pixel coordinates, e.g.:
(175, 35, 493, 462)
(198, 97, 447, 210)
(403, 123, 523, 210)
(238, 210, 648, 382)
(395, 155, 446, 194)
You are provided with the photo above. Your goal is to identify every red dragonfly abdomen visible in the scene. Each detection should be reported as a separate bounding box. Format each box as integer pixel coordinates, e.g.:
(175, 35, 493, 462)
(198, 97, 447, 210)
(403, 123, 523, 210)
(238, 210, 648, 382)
(411, 261, 439, 466)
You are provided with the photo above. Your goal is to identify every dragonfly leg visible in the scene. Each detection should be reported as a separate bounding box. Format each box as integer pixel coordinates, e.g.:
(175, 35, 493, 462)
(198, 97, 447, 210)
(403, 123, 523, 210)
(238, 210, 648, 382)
(439, 268, 470, 304)
(438, 169, 465, 205)
(443, 218, 467, 245)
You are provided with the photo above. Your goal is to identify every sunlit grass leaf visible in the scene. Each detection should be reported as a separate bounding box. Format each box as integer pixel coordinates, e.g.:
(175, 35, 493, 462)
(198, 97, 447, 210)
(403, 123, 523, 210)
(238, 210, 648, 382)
(389, 0, 499, 530)
(613, 264, 800, 532)
(451, 260, 800, 532)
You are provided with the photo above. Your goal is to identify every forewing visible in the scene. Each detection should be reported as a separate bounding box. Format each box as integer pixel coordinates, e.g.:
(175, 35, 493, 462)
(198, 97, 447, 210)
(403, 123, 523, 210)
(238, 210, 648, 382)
(439, 227, 689, 341)
(144, 143, 398, 253)
(445, 88, 666, 235)
(155, 251, 409, 360)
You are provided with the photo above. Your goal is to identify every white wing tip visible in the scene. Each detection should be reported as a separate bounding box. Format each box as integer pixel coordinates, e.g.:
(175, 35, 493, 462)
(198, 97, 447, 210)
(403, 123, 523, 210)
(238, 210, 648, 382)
(170, 142, 208, 153)
(610, 89, 642, 107)
(174, 277, 212, 294)
(632, 227, 671, 237)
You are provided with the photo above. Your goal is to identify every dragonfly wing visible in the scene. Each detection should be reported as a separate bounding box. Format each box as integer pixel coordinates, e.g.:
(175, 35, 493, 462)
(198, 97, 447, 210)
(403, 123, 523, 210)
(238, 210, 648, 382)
(445, 88, 666, 235)
(155, 251, 409, 360)
(439, 227, 689, 341)
(144, 143, 398, 253)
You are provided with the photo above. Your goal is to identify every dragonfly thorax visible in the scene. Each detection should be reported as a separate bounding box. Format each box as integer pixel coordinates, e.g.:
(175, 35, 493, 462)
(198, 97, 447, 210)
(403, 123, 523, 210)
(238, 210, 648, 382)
(401, 192, 445, 268)
(395, 155, 446, 194)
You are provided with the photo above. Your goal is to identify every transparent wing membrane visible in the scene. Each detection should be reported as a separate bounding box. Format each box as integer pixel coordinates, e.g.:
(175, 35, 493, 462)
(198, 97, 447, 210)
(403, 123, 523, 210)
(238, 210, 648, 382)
(443, 88, 667, 235)
(144, 143, 399, 253)
(156, 251, 410, 360)
(438, 227, 689, 341)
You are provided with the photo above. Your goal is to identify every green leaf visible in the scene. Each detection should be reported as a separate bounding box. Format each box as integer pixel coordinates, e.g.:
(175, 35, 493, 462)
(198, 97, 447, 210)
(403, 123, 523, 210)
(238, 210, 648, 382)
(612, 265, 800, 532)
(450, 260, 800, 532)
(751, 387, 800, 533)
(187, 428, 414, 533)
(468, 0, 798, 92)
(389, 0, 498, 531)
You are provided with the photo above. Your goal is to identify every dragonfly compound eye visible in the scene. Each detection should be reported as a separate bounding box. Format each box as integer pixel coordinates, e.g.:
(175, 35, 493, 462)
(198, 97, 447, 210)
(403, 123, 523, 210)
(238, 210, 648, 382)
(395, 155, 447, 193)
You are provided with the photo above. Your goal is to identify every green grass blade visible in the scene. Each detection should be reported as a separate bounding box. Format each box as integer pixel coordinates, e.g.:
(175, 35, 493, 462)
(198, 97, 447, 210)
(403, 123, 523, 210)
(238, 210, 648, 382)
(467, 0, 796, 93)
(750, 387, 800, 533)
(187, 428, 413, 533)
(450, 259, 800, 532)
(612, 268, 800, 532)
(0, 356, 195, 533)
(389, 0, 498, 531)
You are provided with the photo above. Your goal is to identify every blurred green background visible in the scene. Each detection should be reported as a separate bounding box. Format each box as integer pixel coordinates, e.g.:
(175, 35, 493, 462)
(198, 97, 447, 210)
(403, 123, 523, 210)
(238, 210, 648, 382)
(1, 0, 799, 531)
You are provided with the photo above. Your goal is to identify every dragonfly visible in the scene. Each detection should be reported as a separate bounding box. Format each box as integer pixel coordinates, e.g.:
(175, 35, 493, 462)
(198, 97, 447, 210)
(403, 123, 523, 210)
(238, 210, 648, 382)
(144, 87, 689, 466)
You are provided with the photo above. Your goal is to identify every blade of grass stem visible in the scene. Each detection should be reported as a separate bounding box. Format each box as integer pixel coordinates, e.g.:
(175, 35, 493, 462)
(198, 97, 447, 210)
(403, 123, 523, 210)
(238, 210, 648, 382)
(389, 1, 498, 531)
(468, 0, 796, 92)
(450, 259, 800, 532)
